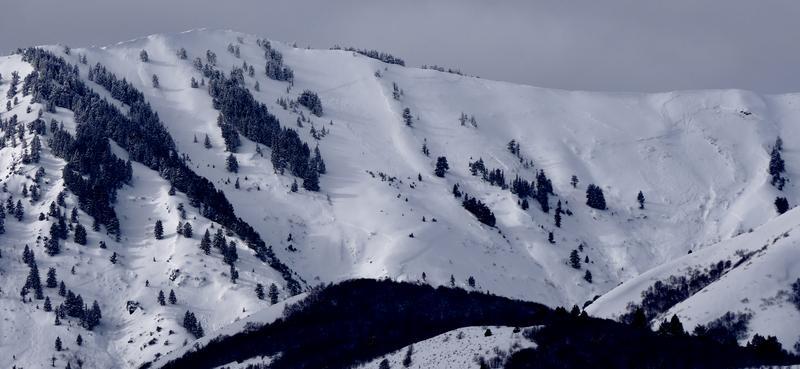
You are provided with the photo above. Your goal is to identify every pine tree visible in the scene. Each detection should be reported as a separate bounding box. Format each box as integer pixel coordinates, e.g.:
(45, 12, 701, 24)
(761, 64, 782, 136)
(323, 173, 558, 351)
(58, 281, 66, 297)
(637, 191, 645, 209)
(402, 108, 413, 127)
(586, 184, 607, 210)
(290, 179, 299, 192)
(46, 267, 57, 288)
(200, 230, 212, 254)
(76, 334, 83, 346)
(434, 156, 449, 177)
(379, 358, 391, 369)
(268, 283, 279, 304)
(213, 229, 226, 250)
(46, 224, 60, 256)
(168, 289, 177, 304)
(204, 134, 212, 149)
(55, 336, 62, 351)
(109, 252, 118, 264)
(183, 222, 193, 238)
(44, 296, 52, 311)
(554, 201, 562, 228)
(775, 197, 789, 214)
(467, 276, 476, 288)
(255, 283, 265, 300)
(230, 264, 239, 283)
(548, 231, 555, 244)
(74, 223, 87, 245)
(402, 345, 414, 367)
(226, 154, 239, 173)
(154, 220, 163, 239)
(157, 290, 166, 306)
(14, 200, 23, 221)
(570, 175, 579, 188)
(152, 74, 160, 88)
(303, 169, 320, 191)
(569, 250, 581, 269)
(139, 50, 149, 62)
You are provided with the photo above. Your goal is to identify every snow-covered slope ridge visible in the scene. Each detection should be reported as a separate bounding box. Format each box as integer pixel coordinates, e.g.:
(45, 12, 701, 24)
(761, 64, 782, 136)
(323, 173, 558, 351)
(1, 28, 800, 367)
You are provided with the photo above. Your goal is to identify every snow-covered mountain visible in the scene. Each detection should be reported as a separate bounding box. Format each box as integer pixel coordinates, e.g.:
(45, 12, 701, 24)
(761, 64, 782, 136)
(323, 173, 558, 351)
(0, 29, 799, 368)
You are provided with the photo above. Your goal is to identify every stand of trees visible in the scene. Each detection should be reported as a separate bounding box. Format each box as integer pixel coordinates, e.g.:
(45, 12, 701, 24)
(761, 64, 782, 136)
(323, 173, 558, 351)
(330, 45, 406, 66)
(204, 64, 324, 193)
(22, 48, 303, 294)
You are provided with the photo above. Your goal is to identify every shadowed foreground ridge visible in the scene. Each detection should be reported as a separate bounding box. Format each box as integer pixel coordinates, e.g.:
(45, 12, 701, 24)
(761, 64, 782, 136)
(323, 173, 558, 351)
(155, 279, 797, 369)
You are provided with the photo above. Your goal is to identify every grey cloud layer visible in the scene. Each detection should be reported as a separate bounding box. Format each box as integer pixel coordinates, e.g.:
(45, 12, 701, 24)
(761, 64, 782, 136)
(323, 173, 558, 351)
(1, 0, 797, 92)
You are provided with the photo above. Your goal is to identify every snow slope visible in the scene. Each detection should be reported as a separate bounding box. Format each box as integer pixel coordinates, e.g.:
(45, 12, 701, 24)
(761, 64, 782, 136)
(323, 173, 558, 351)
(1, 28, 800, 367)
(587, 202, 800, 349)
(358, 326, 535, 369)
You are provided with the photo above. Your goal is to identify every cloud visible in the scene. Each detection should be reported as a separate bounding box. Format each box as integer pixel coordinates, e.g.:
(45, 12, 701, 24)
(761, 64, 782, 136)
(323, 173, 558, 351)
(2, 0, 798, 92)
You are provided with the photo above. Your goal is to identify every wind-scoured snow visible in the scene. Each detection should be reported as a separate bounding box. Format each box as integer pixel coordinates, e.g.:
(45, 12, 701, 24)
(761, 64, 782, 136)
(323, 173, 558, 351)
(1, 28, 800, 367)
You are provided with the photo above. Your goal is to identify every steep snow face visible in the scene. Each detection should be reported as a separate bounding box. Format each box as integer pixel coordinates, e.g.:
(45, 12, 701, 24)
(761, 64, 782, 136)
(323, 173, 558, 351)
(2, 29, 800, 367)
(0, 53, 286, 368)
(587, 205, 800, 349)
(60, 29, 800, 305)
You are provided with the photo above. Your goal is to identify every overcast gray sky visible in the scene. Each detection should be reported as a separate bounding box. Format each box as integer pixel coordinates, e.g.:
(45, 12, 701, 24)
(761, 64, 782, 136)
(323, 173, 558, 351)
(2, 0, 798, 93)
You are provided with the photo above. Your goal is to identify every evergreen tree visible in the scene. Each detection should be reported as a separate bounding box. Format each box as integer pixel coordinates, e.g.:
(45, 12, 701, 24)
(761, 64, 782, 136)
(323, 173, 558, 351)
(769, 137, 786, 190)
(297, 90, 323, 116)
(168, 289, 177, 304)
(46, 267, 57, 288)
(139, 50, 149, 62)
(570, 175, 579, 188)
(158, 290, 166, 306)
(255, 283, 265, 300)
(548, 231, 555, 244)
(74, 223, 87, 245)
(290, 179, 299, 192)
(183, 222, 193, 238)
(402, 345, 414, 367)
(230, 264, 239, 283)
(46, 224, 60, 256)
(152, 74, 160, 88)
(154, 220, 163, 239)
(775, 196, 789, 214)
(402, 108, 413, 127)
(554, 201, 562, 228)
(379, 358, 391, 369)
(467, 276, 476, 288)
(586, 184, 607, 210)
(59, 281, 66, 297)
(226, 154, 239, 173)
(44, 296, 52, 311)
(83, 300, 102, 330)
(204, 134, 212, 149)
(569, 250, 581, 269)
(200, 230, 212, 254)
(76, 334, 83, 346)
(55, 336, 62, 351)
(303, 169, 320, 191)
(14, 200, 23, 221)
(213, 229, 226, 250)
(268, 283, 279, 304)
(657, 314, 686, 336)
(637, 191, 646, 209)
(109, 252, 118, 264)
(434, 156, 449, 177)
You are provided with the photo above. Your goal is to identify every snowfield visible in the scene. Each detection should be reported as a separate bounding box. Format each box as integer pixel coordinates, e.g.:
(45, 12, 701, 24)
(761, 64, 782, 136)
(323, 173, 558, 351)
(1, 28, 799, 367)
(357, 326, 535, 369)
